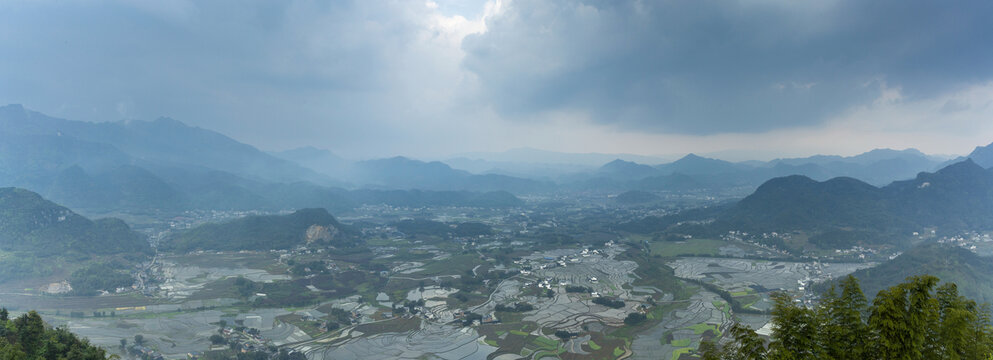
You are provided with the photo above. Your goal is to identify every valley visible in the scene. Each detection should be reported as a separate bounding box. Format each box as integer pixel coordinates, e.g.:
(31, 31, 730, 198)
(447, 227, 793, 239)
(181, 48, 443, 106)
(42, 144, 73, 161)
(2, 107, 993, 359)
(0, 200, 884, 360)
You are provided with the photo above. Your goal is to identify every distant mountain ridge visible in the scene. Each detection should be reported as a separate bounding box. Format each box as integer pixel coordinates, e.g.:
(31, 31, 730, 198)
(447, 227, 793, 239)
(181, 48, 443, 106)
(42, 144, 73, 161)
(966, 141, 993, 168)
(0, 105, 529, 212)
(714, 159, 993, 248)
(0, 104, 982, 210)
(620, 159, 993, 250)
(348, 156, 552, 193)
(567, 148, 948, 194)
(0, 104, 328, 184)
(452, 147, 671, 167)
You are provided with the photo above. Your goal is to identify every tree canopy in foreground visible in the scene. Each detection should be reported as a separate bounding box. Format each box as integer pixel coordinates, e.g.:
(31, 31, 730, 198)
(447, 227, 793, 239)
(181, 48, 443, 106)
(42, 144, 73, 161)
(703, 275, 993, 360)
(0, 309, 108, 359)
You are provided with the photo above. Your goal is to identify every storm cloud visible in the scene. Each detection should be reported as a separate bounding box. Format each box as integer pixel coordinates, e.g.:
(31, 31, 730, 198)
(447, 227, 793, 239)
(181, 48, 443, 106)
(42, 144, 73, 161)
(1, 0, 992, 158)
(463, 0, 993, 134)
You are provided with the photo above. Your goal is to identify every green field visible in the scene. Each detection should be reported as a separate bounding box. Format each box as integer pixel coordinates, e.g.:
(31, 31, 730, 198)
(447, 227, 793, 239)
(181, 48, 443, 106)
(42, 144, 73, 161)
(412, 254, 480, 276)
(650, 239, 728, 257)
(587, 340, 601, 350)
(687, 323, 720, 336)
(613, 347, 625, 356)
(670, 338, 691, 347)
(532, 336, 559, 349)
(671, 347, 692, 360)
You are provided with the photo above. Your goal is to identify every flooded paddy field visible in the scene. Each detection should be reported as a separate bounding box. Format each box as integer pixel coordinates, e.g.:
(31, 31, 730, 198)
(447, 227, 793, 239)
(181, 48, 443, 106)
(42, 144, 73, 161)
(631, 290, 731, 360)
(669, 257, 872, 293)
(295, 321, 497, 360)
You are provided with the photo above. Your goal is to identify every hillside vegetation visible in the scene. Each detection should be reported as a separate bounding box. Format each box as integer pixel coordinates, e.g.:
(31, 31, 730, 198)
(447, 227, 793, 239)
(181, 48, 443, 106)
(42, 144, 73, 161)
(622, 160, 993, 250)
(164, 208, 358, 252)
(0, 187, 150, 256)
(829, 243, 993, 304)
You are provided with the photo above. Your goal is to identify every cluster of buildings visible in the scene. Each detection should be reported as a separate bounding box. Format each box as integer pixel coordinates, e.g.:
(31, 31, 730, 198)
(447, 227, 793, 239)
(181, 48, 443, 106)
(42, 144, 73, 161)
(938, 231, 993, 252)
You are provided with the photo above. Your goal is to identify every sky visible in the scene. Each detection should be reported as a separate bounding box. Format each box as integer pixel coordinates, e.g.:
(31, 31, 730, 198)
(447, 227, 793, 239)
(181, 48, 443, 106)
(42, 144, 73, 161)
(2, 0, 993, 161)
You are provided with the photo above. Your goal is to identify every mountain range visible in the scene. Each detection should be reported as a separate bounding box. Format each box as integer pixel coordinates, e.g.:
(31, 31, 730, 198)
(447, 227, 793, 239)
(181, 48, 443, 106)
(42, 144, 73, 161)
(621, 155, 993, 250)
(0, 105, 528, 212)
(2, 104, 990, 215)
(582, 149, 951, 194)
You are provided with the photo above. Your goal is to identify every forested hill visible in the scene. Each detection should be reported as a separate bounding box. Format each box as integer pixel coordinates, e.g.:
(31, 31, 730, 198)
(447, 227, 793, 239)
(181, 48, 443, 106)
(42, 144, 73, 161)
(163, 208, 358, 252)
(713, 159, 993, 248)
(832, 243, 993, 304)
(0, 187, 150, 256)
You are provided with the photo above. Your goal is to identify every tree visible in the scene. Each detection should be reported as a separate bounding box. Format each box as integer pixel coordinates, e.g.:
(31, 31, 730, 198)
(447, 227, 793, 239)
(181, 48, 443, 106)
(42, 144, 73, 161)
(13, 311, 45, 353)
(868, 275, 939, 360)
(699, 339, 721, 360)
(624, 312, 647, 326)
(709, 275, 993, 360)
(209, 334, 227, 345)
(133, 334, 144, 346)
(0, 311, 107, 359)
(120, 338, 127, 349)
(768, 292, 821, 359)
(724, 323, 766, 360)
(819, 275, 870, 360)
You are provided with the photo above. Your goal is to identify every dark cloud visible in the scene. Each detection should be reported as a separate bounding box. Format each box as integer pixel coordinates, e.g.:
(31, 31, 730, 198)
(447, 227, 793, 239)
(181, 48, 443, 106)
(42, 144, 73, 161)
(0, 1, 434, 155)
(462, 0, 993, 134)
(1, 0, 992, 158)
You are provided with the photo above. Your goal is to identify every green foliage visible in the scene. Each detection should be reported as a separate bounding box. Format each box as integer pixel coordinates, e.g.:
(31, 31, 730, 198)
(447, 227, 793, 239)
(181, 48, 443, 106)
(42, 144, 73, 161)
(0, 256, 50, 284)
(393, 219, 490, 238)
(209, 334, 226, 345)
(624, 312, 647, 326)
(0, 187, 151, 257)
(565, 285, 592, 293)
(592, 297, 625, 309)
(68, 263, 134, 296)
(818, 276, 869, 360)
(615, 205, 728, 234)
(495, 302, 534, 313)
(452, 222, 492, 237)
(711, 160, 993, 249)
(0, 310, 109, 359)
(832, 243, 993, 304)
(166, 208, 356, 252)
(394, 219, 450, 237)
(709, 275, 993, 360)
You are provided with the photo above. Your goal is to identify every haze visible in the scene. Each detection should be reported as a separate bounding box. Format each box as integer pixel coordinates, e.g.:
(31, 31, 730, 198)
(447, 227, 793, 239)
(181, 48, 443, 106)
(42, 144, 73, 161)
(2, 0, 993, 160)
